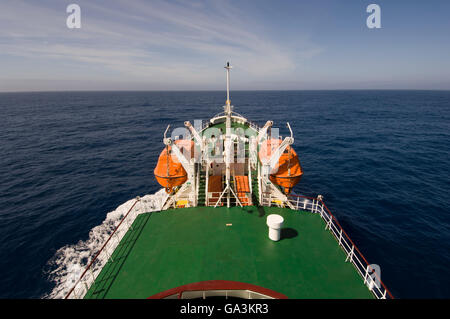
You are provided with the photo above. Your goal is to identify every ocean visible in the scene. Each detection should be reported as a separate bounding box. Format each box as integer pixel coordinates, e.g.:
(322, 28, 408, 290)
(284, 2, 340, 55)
(0, 90, 449, 298)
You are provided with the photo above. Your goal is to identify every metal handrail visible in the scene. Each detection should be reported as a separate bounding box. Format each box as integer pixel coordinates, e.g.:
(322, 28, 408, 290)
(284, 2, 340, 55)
(287, 194, 394, 299)
(206, 191, 241, 206)
(246, 120, 260, 131)
(65, 199, 141, 299)
(211, 111, 247, 120)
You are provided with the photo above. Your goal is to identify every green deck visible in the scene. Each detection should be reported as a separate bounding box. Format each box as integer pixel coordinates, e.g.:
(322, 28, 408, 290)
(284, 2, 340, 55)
(85, 206, 373, 299)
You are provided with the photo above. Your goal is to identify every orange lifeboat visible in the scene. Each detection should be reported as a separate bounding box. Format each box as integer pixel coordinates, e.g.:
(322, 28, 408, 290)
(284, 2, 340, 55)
(259, 138, 303, 194)
(154, 140, 194, 193)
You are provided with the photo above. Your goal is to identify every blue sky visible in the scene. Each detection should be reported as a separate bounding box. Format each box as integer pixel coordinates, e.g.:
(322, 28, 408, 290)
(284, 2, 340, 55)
(1, 0, 449, 91)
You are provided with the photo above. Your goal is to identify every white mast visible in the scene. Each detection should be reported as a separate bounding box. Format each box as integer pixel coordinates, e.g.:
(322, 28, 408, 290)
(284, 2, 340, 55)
(214, 62, 242, 207)
(225, 62, 232, 114)
(214, 62, 242, 208)
(224, 62, 232, 207)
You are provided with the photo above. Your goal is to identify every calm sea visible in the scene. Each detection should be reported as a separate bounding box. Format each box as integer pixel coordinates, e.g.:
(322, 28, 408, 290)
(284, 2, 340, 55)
(0, 90, 449, 298)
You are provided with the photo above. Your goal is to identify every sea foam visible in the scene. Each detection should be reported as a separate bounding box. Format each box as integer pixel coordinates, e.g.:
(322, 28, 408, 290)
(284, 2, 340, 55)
(46, 189, 168, 299)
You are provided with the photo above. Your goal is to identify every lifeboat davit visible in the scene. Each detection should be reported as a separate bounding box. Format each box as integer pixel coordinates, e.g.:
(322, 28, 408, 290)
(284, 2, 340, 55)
(154, 140, 194, 193)
(259, 138, 303, 194)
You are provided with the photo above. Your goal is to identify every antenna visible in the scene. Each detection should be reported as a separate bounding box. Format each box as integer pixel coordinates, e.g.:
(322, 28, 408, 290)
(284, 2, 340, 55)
(224, 62, 232, 108)
(222, 62, 235, 207)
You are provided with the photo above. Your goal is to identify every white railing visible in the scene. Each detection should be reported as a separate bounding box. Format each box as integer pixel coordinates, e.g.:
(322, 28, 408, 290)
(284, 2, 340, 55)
(247, 120, 260, 132)
(261, 192, 288, 208)
(163, 183, 194, 209)
(201, 120, 210, 131)
(65, 198, 144, 299)
(207, 191, 246, 207)
(287, 194, 394, 299)
(211, 111, 248, 121)
(207, 191, 225, 207)
(259, 176, 294, 209)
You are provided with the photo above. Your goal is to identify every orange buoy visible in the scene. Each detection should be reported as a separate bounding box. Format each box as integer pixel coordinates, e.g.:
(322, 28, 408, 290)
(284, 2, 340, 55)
(259, 139, 303, 194)
(154, 140, 194, 193)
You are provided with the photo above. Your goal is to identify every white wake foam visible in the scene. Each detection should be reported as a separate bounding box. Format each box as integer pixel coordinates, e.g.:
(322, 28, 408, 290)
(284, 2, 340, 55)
(45, 189, 168, 299)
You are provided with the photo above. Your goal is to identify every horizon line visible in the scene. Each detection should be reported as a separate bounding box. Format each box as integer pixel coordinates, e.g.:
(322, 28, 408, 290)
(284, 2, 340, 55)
(1, 88, 450, 94)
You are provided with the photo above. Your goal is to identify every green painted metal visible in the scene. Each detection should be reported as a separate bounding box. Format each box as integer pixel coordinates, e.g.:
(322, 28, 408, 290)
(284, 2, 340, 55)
(85, 206, 373, 299)
(201, 121, 258, 137)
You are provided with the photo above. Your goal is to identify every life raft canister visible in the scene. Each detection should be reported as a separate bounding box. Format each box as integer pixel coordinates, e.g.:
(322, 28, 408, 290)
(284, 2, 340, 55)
(154, 140, 194, 193)
(258, 138, 303, 194)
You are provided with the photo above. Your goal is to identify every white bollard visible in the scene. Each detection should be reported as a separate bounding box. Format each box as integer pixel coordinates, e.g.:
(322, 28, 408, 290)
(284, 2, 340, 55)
(266, 214, 284, 241)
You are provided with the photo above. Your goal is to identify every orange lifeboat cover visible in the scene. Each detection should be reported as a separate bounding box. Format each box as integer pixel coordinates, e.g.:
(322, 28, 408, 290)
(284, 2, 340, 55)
(258, 139, 303, 193)
(154, 140, 194, 192)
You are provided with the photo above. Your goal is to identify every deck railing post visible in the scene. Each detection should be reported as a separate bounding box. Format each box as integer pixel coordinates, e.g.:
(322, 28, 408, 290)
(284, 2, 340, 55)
(316, 195, 324, 215)
(338, 229, 343, 246)
(350, 246, 354, 263)
(346, 245, 354, 262)
(364, 265, 370, 284)
(325, 216, 332, 230)
(296, 197, 300, 210)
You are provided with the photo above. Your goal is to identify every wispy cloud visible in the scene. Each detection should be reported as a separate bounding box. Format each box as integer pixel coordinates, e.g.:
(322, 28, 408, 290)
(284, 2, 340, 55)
(0, 0, 322, 90)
